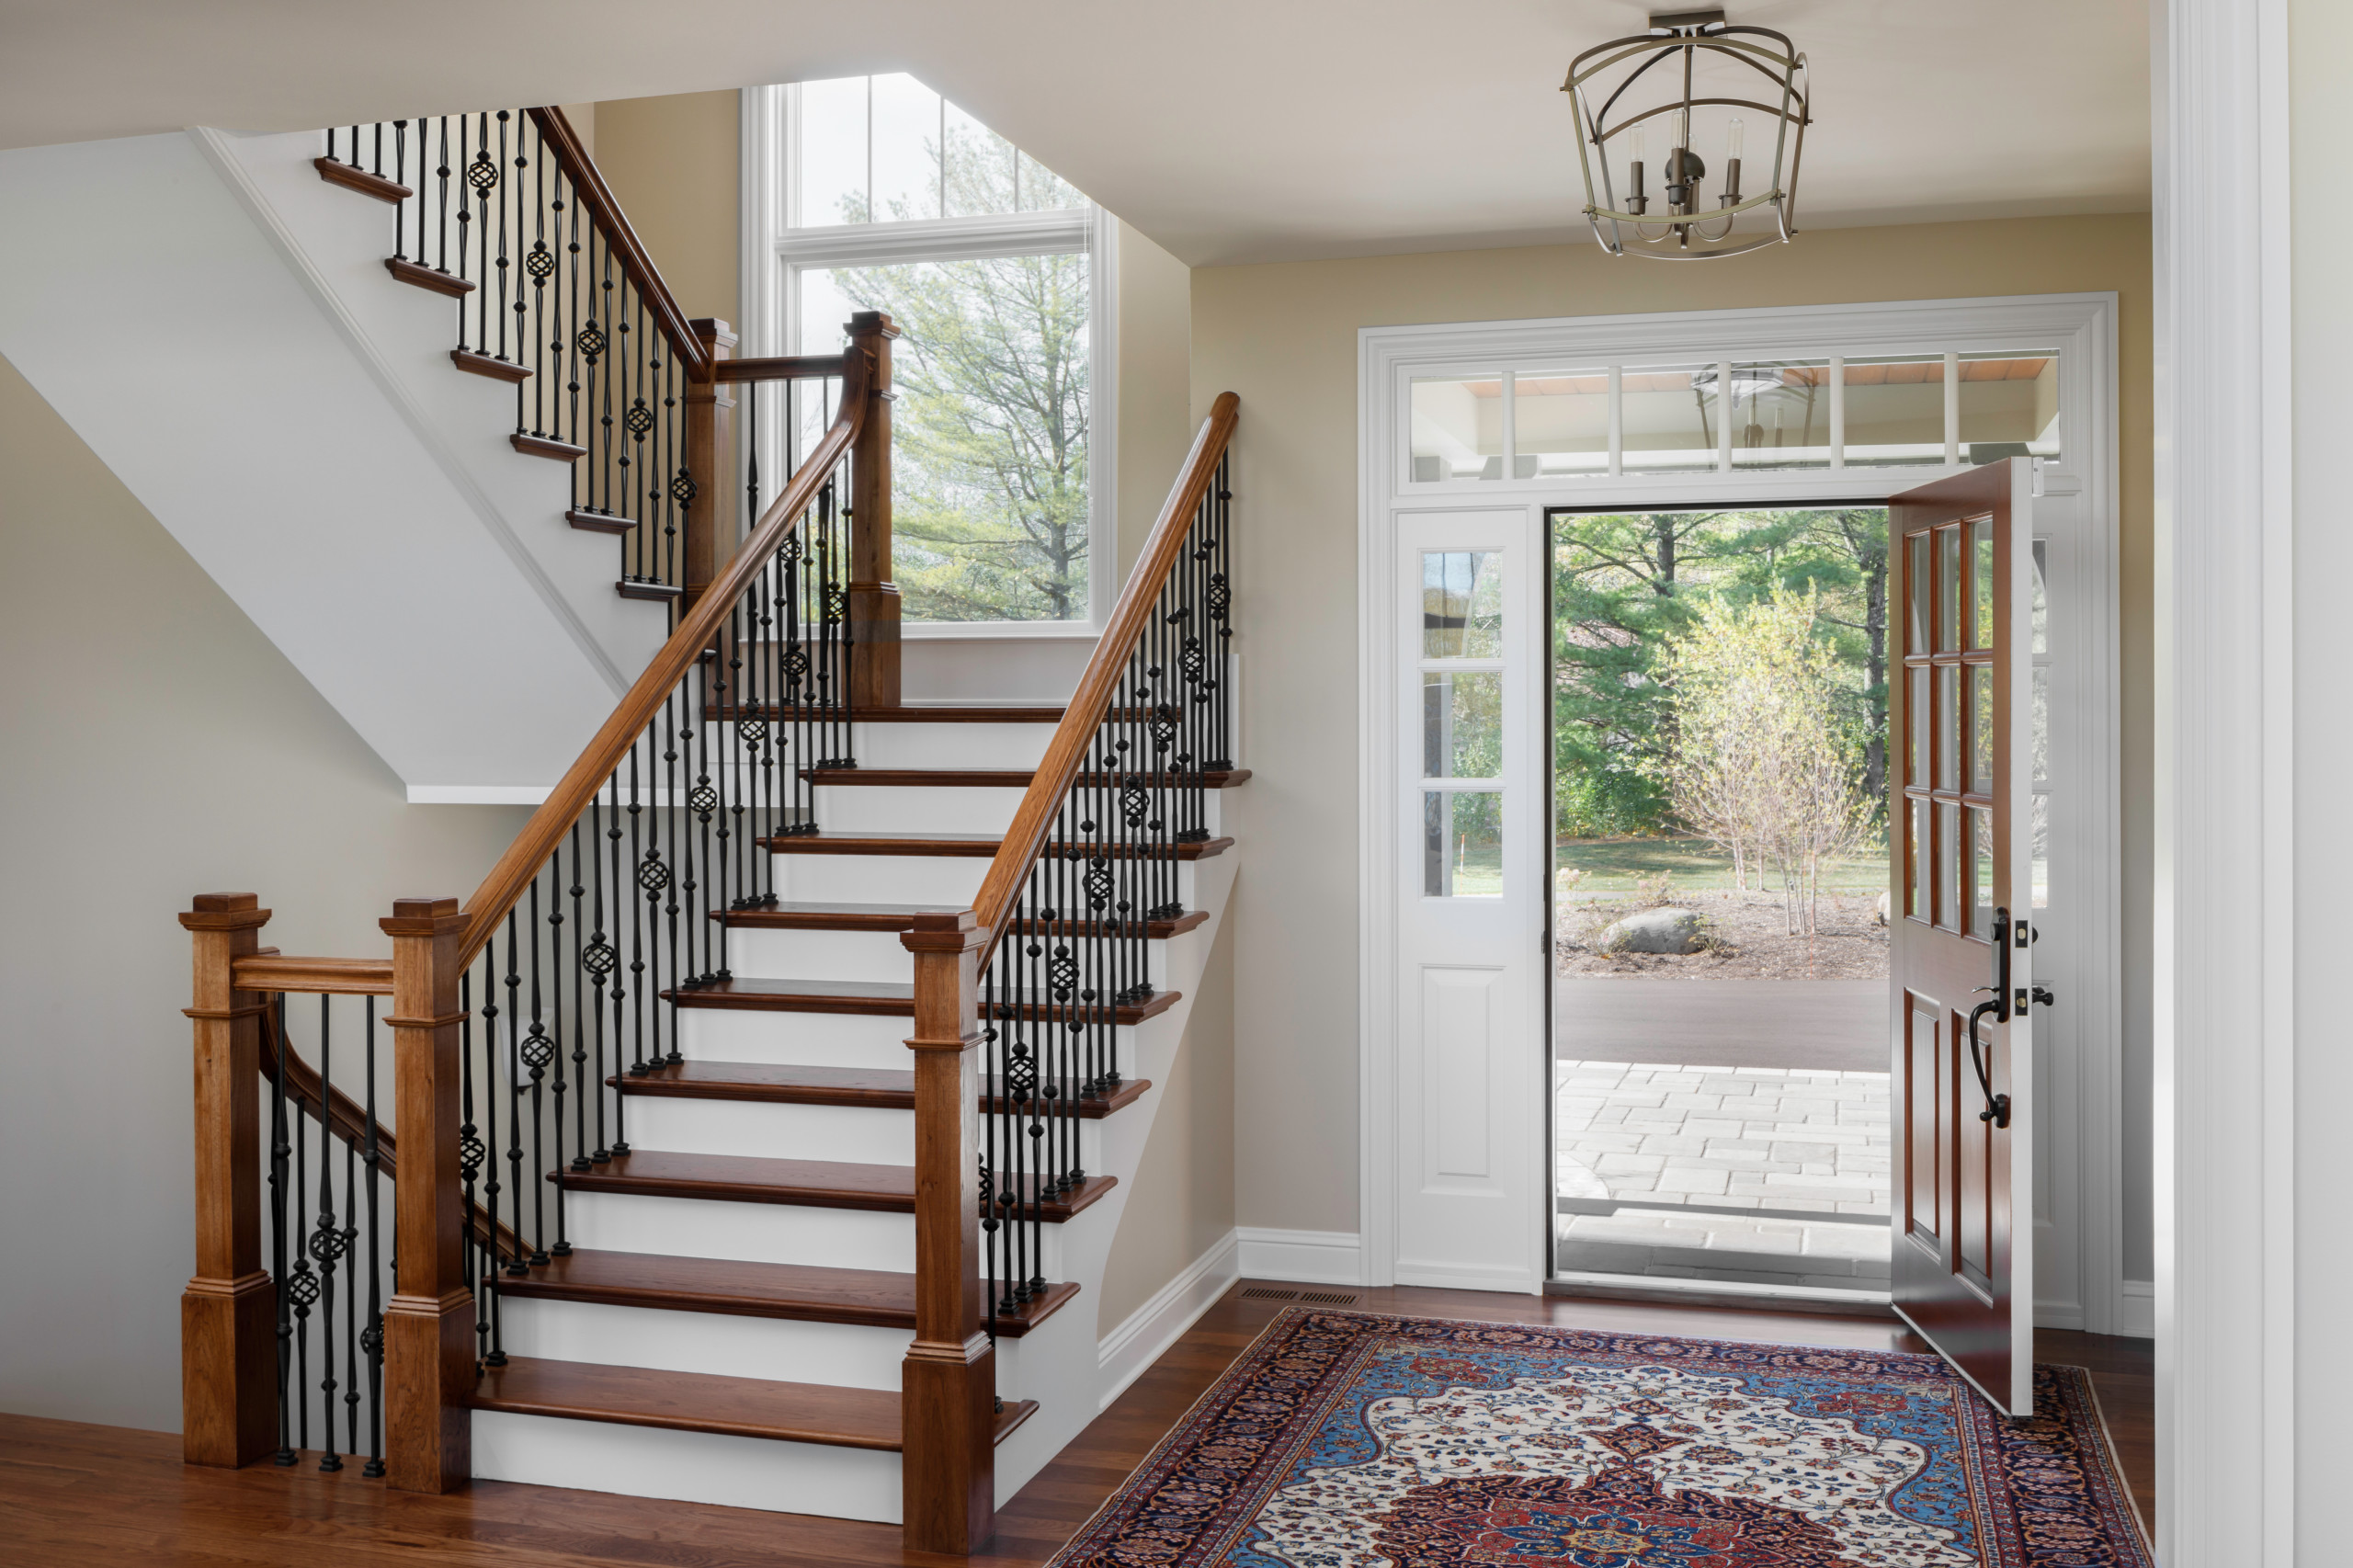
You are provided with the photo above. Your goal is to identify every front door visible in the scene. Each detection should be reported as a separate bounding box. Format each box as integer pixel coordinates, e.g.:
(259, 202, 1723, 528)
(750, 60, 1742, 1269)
(1888, 460, 2037, 1417)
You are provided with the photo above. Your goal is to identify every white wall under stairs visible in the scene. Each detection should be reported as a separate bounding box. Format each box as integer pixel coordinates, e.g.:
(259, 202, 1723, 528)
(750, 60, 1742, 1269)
(0, 129, 667, 790)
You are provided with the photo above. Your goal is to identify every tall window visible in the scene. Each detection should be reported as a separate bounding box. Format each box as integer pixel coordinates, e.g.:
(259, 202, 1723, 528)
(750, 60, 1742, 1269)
(767, 74, 1106, 626)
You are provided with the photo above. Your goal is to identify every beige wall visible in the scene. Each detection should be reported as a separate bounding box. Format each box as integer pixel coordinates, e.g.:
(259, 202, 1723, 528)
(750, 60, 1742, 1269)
(1115, 221, 1196, 578)
(1098, 913, 1237, 1326)
(1190, 215, 2156, 1273)
(591, 91, 741, 328)
(0, 351, 530, 1431)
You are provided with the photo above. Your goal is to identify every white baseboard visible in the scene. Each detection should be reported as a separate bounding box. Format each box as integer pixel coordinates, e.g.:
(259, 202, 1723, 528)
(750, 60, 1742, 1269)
(1235, 1227, 1362, 1285)
(2116, 1278, 2154, 1338)
(1096, 1230, 1241, 1411)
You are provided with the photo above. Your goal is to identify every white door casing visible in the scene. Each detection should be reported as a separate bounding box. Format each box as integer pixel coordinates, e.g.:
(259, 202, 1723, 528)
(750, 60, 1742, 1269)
(1389, 514, 1548, 1292)
(1358, 295, 2121, 1327)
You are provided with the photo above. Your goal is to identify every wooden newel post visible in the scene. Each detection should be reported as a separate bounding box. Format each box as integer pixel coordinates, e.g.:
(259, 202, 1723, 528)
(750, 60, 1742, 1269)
(847, 310, 903, 709)
(684, 317, 739, 607)
(900, 911, 995, 1553)
(178, 892, 278, 1468)
(380, 896, 474, 1493)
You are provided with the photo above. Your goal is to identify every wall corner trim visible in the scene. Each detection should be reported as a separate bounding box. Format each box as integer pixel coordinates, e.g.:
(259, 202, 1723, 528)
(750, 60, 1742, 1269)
(1097, 1230, 1241, 1411)
(1235, 1227, 1364, 1286)
(2117, 1278, 2154, 1340)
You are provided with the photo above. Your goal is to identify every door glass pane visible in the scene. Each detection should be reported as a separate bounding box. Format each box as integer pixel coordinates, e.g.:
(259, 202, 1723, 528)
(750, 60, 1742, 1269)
(1908, 798, 1929, 918)
(1422, 551, 1503, 657)
(1938, 527, 1962, 651)
(1968, 806, 1995, 936)
(1906, 533, 1931, 653)
(1411, 376, 1505, 482)
(1908, 667, 1929, 787)
(2031, 665, 2050, 786)
(2030, 791, 2050, 909)
(2030, 540, 2049, 655)
(1729, 360, 1831, 470)
(1970, 665, 1995, 794)
(1959, 352, 2061, 464)
(1937, 801, 1961, 930)
(1621, 364, 1721, 472)
(1423, 671, 1502, 779)
(1970, 519, 1995, 649)
(1841, 355, 1948, 467)
(1514, 369, 1608, 479)
(1424, 790, 1503, 898)
(1936, 665, 1961, 791)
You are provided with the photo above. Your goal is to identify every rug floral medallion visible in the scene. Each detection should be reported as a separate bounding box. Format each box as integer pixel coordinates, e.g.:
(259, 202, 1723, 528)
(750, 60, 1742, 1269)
(1053, 1310, 2149, 1568)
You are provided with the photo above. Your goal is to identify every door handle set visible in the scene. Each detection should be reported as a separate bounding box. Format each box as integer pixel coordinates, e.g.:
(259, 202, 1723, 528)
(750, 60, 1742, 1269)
(1964, 907, 2055, 1131)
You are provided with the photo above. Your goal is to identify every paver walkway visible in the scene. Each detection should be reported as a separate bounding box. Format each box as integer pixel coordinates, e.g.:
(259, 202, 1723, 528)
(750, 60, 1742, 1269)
(1554, 1058, 1892, 1291)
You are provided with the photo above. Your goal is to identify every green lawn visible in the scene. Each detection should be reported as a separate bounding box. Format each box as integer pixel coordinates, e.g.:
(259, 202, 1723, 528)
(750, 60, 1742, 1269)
(1555, 835, 1888, 896)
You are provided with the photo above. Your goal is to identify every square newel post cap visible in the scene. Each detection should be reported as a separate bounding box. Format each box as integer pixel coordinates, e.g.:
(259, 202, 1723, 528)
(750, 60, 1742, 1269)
(847, 310, 902, 340)
(688, 318, 739, 351)
(902, 908, 984, 954)
(181, 892, 271, 931)
(381, 896, 468, 938)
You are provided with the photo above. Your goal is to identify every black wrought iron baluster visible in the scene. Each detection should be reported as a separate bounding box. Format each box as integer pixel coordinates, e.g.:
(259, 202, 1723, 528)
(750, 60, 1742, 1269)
(341, 1126, 360, 1464)
(290, 1065, 312, 1454)
(610, 271, 630, 553)
(313, 997, 343, 1471)
(371, 121, 382, 179)
(691, 639, 718, 982)
(459, 969, 488, 1369)
(594, 232, 615, 519)
(627, 737, 649, 1079)
(390, 121, 408, 262)
(470, 115, 501, 353)
(361, 998, 385, 1477)
(502, 910, 531, 1271)
(522, 873, 560, 1257)
(268, 997, 295, 1465)
(588, 782, 618, 1161)
(665, 687, 689, 1037)
(493, 110, 514, 367)
(527, 119, 551, 437)
(665, 321, 687, 598)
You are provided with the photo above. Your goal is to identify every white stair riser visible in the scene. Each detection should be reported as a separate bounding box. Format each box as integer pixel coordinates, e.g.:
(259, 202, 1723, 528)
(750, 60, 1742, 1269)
(472, 1410, 902, 1521)
(676, 1007, 912, 1068)
(563, 1189, 921, 1273)
(776, 852, 1205, 910)
(724, 924, 1190, 989)
(623, 1096, 918, 1166)
(817, 784, 1029, 836)
(496, 1298, 912, 1390)
(627, 1094, 1105, 1170)
(853, 722, 1057, 770)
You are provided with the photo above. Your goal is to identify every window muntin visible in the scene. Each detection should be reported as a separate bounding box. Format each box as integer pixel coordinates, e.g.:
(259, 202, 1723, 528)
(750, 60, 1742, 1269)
(779, 74, 1098, 624)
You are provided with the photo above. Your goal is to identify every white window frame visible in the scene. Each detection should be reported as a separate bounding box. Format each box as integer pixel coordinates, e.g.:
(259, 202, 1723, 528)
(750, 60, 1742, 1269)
(742, 83, 1118, 641)
(1358, 293, 2124, 1333)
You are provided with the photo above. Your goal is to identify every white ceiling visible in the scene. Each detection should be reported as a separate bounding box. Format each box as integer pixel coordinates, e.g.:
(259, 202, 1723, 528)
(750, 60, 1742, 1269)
(0, 0, 2150, 266)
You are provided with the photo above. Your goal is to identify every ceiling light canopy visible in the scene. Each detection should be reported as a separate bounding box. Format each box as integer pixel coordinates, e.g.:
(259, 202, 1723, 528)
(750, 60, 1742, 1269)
(1563, 8, 1811, 261)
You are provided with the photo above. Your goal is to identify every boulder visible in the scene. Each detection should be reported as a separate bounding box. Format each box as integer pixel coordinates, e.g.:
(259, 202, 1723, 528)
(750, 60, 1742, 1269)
(1598, 906, 1706, 955)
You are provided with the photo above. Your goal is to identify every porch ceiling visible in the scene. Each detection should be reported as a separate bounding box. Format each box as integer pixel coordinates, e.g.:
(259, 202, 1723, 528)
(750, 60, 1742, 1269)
(1, 0, 2149, 266)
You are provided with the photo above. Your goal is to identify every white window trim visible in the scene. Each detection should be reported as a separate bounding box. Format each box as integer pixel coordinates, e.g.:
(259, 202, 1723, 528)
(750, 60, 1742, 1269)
(1358, 293, 2123, 1335)
(741, 83, 1117, 641)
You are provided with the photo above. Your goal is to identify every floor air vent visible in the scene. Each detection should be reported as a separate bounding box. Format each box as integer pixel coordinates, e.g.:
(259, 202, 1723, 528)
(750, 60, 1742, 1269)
(1240, 1288, 1300, 1301)
(1299, 1291, 1360, 1305)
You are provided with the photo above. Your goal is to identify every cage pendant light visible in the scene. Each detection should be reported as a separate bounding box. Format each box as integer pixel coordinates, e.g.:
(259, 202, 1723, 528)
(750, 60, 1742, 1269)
(1564, 7, 1810, 261)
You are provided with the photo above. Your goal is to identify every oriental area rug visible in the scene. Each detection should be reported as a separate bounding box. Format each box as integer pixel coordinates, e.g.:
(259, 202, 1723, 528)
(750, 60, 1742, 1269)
(1053, 1309, 2150, 1568)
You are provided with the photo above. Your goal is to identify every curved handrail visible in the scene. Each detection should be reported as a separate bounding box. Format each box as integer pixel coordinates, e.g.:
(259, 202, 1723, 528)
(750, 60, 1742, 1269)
(971, 392, 1240, 962)
(527, 107, 712, 382)
(457, 347, 873, 967)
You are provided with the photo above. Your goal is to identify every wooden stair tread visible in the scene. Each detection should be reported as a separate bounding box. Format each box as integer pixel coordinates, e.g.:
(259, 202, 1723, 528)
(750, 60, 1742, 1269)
(665, 977, 1180, 1024)
(615, 1060, 1153, 1119)
(512, 431, 587, 461)
(566, 507, 635, 535)
(618, 578, 684, 601)
(553, 1150, 1115, 1221)
(492, 1247, 1077, 1336)
(451, 347, 529, 382)
(710, 900, 1204, 940)
(708, 703, 1065, 724)
(314, 157, 412, 203)
(385, 256, 472, 297)
(803, 767, 1252, 789)
(757, 830, 1233, 860)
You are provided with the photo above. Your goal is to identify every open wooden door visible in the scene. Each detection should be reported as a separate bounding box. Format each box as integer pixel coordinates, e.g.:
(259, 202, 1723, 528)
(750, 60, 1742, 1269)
(1888, 460, 2040, 1418)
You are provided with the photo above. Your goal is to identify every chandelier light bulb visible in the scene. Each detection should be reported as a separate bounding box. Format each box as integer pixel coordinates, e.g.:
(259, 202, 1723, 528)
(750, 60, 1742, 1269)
(1725, 116, 1745, 162)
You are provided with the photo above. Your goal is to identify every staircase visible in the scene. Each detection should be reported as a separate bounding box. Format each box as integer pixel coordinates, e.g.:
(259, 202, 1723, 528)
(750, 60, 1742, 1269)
(169, 103, 1243, 1555)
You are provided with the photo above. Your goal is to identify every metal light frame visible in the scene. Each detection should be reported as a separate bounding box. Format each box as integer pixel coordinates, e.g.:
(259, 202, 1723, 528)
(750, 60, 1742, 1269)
(1563, 10, 1810, 261)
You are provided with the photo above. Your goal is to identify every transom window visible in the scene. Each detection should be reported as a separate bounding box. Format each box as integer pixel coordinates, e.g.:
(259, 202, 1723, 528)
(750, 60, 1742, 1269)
(761, 74, 1109, 627)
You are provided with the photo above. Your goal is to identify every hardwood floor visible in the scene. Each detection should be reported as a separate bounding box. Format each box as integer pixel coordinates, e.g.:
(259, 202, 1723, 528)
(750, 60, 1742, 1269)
(0, 1279, 2154, 1566)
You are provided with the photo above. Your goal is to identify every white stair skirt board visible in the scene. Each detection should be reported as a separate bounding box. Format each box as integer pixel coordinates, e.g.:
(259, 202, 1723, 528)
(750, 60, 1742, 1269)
(496, 1298, 913, 1391)
(0, 131, 642, 788)
(472, 1410, 904, 1522)
(1236, 1229, 1366, 1287)
(1096, 1230, 1243, 1412)
(853, 723, 1061, 771)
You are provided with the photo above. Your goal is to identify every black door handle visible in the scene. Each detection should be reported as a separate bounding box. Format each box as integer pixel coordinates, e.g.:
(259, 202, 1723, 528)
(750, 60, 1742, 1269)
(1967, 907, 2013, 1129)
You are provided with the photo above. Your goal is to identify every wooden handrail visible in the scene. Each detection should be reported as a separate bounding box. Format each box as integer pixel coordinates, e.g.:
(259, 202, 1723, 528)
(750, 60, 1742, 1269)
(527, 107, 712, 383)
(717, 353, 850, 384)
(233, 953, 392, 994)
(456, 347, 873, 968)
(970, 392, 1240, 960)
